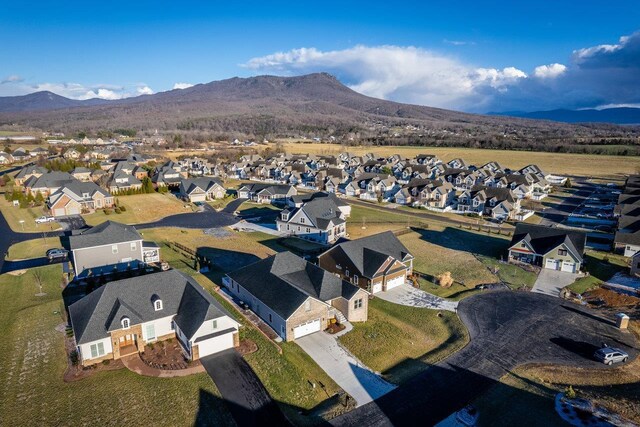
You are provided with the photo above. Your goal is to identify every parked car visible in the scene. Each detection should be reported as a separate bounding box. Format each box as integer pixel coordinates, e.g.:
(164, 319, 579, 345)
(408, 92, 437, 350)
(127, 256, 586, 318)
(46, 248, 68, 261)
(35, 215, 55, 224)
(593, 347, 629, 365)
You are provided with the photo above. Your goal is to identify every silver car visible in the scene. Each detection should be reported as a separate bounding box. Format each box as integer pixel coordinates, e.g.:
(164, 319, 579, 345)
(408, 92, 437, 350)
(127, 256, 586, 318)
(593, 347, 629, 365)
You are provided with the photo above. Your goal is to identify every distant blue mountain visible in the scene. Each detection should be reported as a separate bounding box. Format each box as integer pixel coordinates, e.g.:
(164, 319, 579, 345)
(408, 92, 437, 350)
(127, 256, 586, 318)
(490, 107, 640, 125)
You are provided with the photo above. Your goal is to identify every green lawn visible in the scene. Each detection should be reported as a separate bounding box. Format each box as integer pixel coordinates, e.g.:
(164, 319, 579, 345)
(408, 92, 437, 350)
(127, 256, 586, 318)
(151, 240, 343, 425)
(6, 237, 61, 260)
(477, 256, 538, 290)
(0, 196, 61, 233)
(0, 265, 234, 427)
(338, 298, 469, 385)
(206, 195, 234, 210)
(399, 228, 504, 289)
(84, 193, 193, 226)
(569, 250, 629, 294)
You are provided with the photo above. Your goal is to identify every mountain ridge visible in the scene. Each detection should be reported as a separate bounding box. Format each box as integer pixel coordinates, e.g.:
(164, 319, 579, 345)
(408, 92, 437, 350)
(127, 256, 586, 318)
(490, 107, 640, 125)
(0, 73, 637, 145)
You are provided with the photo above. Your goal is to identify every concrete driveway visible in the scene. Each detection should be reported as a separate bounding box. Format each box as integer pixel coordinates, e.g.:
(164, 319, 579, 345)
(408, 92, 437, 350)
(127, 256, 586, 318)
(201, 349, 289, 427)
(376, 283, 459, 312)
(532, 268, 578, 297)
(296, 332, 396, 407)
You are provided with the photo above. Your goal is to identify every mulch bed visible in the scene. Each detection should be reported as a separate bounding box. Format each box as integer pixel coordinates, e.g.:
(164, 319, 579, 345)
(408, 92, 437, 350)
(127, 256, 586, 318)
(584, 288, 640, 307)
(140, 340, 200, 370)
(325, 323, 346, 335)
(237, 338, 258, 356)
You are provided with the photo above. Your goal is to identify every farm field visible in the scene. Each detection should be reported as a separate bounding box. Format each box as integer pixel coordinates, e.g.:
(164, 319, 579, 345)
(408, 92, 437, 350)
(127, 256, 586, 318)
(275, 142, 640, 178)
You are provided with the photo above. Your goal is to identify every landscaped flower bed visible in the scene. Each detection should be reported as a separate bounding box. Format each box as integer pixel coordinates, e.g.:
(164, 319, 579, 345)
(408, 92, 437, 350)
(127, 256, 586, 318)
(140, 339, 199, 370)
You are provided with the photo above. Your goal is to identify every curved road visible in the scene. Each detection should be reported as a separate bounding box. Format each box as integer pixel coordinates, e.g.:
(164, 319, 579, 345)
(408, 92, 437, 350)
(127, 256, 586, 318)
(332, 291, 638, 427)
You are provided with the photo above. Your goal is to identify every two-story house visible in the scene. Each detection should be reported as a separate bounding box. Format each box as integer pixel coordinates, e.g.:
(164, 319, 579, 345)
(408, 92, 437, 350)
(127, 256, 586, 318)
(276, 197, 347, 244)
(179, 177, 226, 202)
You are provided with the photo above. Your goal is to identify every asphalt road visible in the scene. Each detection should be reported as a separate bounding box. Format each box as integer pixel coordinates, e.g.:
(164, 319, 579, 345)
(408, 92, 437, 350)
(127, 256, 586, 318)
(539, 178, 592, 227)
(222, 197, 248, 213)
(332, 291, 638, 427)
(201, 349, 290, 427)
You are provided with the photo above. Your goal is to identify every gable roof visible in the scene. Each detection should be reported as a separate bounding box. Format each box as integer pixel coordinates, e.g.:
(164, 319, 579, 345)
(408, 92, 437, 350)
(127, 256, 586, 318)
(323, 231, 413, 278)
(180, 177, 224, 195)
(510, 223, 586, 261)
(227, 251, 360, 319)
(69, 221, 142, 250)
(69, 269, 235, 344)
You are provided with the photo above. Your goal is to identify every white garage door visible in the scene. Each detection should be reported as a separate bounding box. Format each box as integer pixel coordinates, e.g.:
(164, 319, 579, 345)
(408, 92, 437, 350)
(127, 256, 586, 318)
(190, 193, 206, 202)
(67, 206, 80, 215)
(196, 332, 235, 357)
(293, 318, 321, 339)
(561, 261, 576, 273)
(53, 208, 66, 217)
(371, 282, 382, 294)
(545, 259, 560, 270)
(385, 274, 406, 291)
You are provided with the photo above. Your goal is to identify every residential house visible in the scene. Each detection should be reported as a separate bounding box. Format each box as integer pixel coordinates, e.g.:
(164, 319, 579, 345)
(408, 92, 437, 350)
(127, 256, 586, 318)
(224, 251, 368, 341)
(107, 170, 142, 193)
(68, 269, 240, 366)
(276, 196, 347, 244)
(179, 177, 226, 202)
(457, 186, 521, 220)
(13, 165, 47, 186)
(23, 171, 75, 196)
(71, 167, 93, 182)
(48, 181, 114, 217)
(630, 251, 640, 277)
(68, 221, 153, 278)
(64, 148, 81, 159)
(318, 231, 414, 294)
(0, 152, 15, 165)
(237, 183, 297, 204)
(508, 223, 586, 273)
(287, 192, 351, 217)
(152, 161, 184, 187)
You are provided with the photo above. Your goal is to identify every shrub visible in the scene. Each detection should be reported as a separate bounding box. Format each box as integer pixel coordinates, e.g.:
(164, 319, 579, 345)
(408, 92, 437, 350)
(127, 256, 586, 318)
(565, 385, 576, 399)
(70, 350, 79, 366)
(114, 207, 122, 214)
(103, 208, 111, 215)
(119, 205, 127, 212)
(436, 271, 454, 288)
(102, 359, 110, 366)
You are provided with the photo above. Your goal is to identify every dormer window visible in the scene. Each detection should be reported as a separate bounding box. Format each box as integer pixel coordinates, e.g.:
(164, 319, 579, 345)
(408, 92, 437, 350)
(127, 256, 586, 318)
(121, 317, 130, 329)
(154, 299, 163, 311)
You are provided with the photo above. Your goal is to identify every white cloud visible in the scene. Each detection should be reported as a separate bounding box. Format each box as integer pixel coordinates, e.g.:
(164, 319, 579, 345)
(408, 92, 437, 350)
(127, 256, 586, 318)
(173, 82, 194, 90)
(533, 63, 567, 79)
(443, 39, 475, 46)
(593, 103, 640, 110)
(245, 45, 526, 110)
(1, 74, 23, 84)
(136, 85, 154, 95)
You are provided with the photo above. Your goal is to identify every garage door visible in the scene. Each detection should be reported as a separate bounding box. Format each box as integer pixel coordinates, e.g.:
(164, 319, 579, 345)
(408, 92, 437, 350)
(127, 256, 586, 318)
(196, 332, 235, 358)
(293, 319, 321, 339)
(53, 208, 66, 217)
(190, 194, 206, 202)
(385, 274, 406, 291)
(561, 261, 576, 273)
(67, 206, 80, 215)
(371, 282, 382, 294)
(545, 259, 560, 270)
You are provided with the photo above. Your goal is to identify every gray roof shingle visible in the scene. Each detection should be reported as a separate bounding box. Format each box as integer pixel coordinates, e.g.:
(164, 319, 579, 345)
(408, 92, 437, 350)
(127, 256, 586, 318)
(69, 269, 235, 344)
(69, 221, 142, 250)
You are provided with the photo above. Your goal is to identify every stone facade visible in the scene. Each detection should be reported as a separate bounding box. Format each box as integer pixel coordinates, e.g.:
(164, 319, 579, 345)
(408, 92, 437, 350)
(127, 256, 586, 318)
(285, 298, 329, 342)
(330, 289, 369, 322)
(109, 324, 144, 360)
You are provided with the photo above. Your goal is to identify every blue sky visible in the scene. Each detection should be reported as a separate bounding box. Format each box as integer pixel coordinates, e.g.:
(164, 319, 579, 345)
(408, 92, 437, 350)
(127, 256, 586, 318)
(1, 0, 639, 112)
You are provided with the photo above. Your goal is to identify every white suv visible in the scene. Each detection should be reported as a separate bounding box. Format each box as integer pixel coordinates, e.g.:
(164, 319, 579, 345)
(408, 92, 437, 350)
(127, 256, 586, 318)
(35, 216, 55, 224)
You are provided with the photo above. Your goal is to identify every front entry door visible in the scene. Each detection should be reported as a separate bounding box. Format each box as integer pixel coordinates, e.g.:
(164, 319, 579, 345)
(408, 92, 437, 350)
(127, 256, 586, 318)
(119, 334, 135, 347)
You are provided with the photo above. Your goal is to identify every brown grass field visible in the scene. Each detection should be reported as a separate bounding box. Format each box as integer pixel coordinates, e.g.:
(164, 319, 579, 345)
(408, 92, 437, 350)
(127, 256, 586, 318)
(275, 142, 640, 178)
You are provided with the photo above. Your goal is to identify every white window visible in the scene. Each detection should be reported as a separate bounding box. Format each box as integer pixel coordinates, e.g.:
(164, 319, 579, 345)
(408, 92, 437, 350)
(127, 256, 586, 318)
(212, 319, 218, 329)
(354, 298, 363, 309)
(304, 300, 311, 312)
(130, 242, 137, 251)
(145, 323, 156, 341)
(154, 300, 163, 311)
(90, 342, 105, 358)
(300, 217, 305, 224)
(353, 274, 359, 284)
(112, 245, 118, 254)
(345, 269, 350, 278)
(121, 318, 130, 329)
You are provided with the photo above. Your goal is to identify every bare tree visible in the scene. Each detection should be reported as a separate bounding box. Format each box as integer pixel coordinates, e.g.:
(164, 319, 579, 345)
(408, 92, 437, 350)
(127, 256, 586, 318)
(33, 269, 47, 296)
